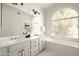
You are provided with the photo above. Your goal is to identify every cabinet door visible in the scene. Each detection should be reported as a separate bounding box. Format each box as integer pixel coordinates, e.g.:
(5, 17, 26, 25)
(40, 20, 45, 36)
(9, 48, 30, 56)
(9, 50, 22, 56)
(0, 47, 8, 56)
(38, 39, 43, 52)
(9, 40, 30, 53)
(38, 36, 46, 52)
(42, 40, 46, 49)
(9, 40, 30, 56)
(30, 38, 38, 56)
(23, 48, 30, 56)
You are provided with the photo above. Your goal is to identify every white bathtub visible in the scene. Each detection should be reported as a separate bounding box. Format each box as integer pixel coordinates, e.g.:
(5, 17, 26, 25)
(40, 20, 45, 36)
(45, 41, 79, 56)
(44, 36, 79, 49)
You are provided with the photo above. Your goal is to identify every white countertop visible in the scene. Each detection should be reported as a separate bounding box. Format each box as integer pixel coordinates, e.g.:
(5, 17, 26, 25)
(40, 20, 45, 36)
(0, 36, 39, 48)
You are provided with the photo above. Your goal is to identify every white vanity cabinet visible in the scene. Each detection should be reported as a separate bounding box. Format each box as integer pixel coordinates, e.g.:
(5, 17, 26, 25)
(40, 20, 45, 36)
(0, 36, 46, 56)
(9, 47, 30, 56)
(8, 40, 30, 56)
(30, 36, 46, 56)
(38, 39, 43, 52)
(8, 50, 21, 56)
(0, 47, 8, 56)
(38, 36, 46, 52)
(30, 38, 39, 56)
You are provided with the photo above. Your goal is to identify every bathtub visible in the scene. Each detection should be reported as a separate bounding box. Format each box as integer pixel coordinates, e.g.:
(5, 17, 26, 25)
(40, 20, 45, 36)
(45, 41, 79, 56)
(42, 36, 79, 56)
(44, 36, 79, 49)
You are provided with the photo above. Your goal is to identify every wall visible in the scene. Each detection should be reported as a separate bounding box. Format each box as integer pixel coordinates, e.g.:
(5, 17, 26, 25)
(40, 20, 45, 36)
(32, 7, 44, 26)
(44, 3, 79, 37)
(0, 3, 1, 35)
(31, 7, 45, 36)
(0, 4, 33, 37)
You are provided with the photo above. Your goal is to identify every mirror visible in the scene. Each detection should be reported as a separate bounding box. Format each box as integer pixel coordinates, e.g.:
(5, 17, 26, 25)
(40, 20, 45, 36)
(0, 3, 33, 37)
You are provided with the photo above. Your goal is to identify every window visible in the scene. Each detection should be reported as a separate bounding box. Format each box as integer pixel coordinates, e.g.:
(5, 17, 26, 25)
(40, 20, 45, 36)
(31, 14, 43, 36)
(52, 8, 78, 39)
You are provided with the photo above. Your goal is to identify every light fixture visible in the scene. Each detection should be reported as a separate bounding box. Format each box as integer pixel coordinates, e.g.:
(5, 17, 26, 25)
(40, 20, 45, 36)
(32, 9, 40, 15)
(21, 3, 23, 5)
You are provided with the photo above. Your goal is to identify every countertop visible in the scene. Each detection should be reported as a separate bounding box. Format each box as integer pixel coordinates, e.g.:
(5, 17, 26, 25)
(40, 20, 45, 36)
(0, 36, 39, 48)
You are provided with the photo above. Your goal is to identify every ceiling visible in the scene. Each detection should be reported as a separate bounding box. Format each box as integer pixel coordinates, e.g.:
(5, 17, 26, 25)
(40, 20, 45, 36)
(23, 3, 54, 12)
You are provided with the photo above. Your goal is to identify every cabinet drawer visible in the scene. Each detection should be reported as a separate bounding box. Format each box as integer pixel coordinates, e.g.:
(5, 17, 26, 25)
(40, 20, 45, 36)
(0, 47, 8, 56)
(38, 42, 43, 52)
(9, 41, 30, 53)
(9, 50, 20, 56)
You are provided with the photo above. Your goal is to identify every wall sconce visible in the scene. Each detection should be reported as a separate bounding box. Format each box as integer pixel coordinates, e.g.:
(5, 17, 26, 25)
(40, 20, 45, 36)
(32, 9, 40, 15)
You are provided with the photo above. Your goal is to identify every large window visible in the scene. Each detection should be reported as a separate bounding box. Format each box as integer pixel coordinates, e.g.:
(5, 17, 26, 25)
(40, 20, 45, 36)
(52, 8, 78, 39)
(31, 14, 44, 36)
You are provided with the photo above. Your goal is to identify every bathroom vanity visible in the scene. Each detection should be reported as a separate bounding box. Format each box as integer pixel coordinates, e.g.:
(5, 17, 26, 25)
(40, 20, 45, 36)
(0, 3, 45, 56)
(0, 36, 46, 56)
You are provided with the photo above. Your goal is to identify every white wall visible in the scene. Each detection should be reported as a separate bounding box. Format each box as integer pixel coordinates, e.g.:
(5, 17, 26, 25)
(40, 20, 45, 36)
(0, 3, 45, 37)
(32, 7, 44, 26)
(31, 7, 45, 36)
(44, 3, 79, 37)
(0, 4, 33, 37)
(0, 3, 1, 36)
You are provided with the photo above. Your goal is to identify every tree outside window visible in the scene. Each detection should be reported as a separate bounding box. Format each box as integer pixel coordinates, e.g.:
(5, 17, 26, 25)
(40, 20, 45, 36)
(52, 8, 78, 39)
